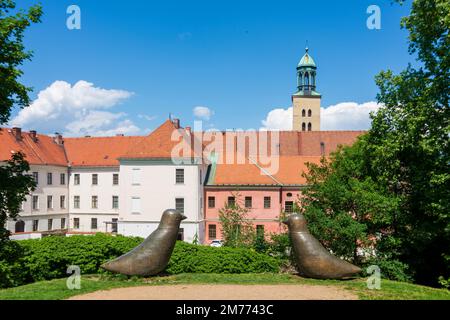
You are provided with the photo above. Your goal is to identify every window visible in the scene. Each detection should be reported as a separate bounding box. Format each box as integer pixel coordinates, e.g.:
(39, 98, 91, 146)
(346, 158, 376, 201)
(91, 196, 98, 209)
(287, 192, 293, 197)
(47, 172, 53, 185)
(74, 174, 80, 185)
(208, 196, 216, 208)
(245, 196, 252, 208)
(308, 123, 312, 131)
(302, 109, 306, 117)
(285, 201, 294, 213)
(208, 224, 217, 239)
(177, 228, 184, 241)
(92, 174, 98, 185)
(132, 168, 141, 185)
(61, 218, 66, 229)
(175, 198, 184, 213)
(320, 142, 325, 156)
(131, 197, 141, 213)
(228, 196, 235, 207)
(176, 169, 184, 184)
(74, 196, 80, 209)
(302, 123, 306, 131)
(199, 170, 202, 185)
(32, 220, 39, 232)
(264, 197, 271, 209)
(256, 225, 265, 236)
(60, 173, 65, 185)
(32, 172, 39, 184)
(112, 196, 119, 209)
(308, 109, 312, 117)
(47, 195, 53, 209)
(91, 218, 98, 230)
(48, 219, 53, 231)
(113, 173, 119, 185)
(73, 218, 80, 229)
(60, 195, 66, 209)
(32, 195, 39, 210)
(112, 218, 118, 233)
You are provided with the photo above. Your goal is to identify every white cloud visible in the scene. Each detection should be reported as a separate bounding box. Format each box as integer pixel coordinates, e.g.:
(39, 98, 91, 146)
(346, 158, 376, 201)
(261, 101, 381, 131)
(138, 114, 157, 121)
(10, 80, 138, 137)
(193, 106, 214, 121)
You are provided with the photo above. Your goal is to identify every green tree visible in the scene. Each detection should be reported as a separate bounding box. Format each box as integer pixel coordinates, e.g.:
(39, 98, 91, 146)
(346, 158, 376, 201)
(0, 0, 42, 246)
(218, 192, 255, 247)
(366, 0, 449, 285)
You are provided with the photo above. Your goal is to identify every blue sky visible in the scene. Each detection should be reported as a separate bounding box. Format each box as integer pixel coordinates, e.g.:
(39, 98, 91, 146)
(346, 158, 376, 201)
(11, 0, 413, 136)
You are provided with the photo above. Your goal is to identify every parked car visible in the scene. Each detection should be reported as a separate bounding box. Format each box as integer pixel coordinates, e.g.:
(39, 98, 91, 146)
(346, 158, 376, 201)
(210, 240, 223, 247)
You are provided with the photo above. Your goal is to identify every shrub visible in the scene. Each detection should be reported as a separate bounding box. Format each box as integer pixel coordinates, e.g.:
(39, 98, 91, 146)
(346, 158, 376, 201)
(166, 241, 280, 274)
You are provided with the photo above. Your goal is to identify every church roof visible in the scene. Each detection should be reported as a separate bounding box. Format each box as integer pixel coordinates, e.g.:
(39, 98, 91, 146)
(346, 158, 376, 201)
(298, 48, 316, 68)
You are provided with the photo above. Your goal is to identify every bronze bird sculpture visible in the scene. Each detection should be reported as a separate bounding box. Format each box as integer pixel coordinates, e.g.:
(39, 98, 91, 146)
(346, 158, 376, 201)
(283, 213, 361, 279)
(101, 209, 186, 276)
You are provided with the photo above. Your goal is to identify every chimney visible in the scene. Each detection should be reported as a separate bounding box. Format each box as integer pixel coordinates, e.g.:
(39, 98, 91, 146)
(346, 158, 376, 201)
(54, 132, 64, 145)
(172, 118, 180, 129)
(116, 134, 125, 137)
(29, 130, 37, 142)
(12, 127, 22, 140)
(185, 127, 191, 135)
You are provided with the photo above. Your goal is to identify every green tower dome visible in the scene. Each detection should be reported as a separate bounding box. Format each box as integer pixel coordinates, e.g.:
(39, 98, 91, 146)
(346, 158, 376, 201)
(294, 47, 320, 97)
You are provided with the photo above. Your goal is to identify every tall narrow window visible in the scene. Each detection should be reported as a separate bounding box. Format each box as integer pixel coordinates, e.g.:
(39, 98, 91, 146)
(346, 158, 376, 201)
(92, 174, 98, 185)
(91, 196, 98, 209)
(308, 123, 312, 131)
(176, 169, 184, 184)
(60, 173, 66, 185)
(228, 196, 235, 207)
(320, 142, 325, 156)
(32, 220, 39, 232)
(245, 196, 252, 208)
(47, 195, 53, 209)
(48, 219, 53, 231)
(131, 197, 141, 213)
(60, 195, 66, 209)
(208, 196, 216, 208)
(47, 172, 53, 185)
(302, 109, 306, 117)
(32, 195, 39, 210)
(33, 172, 39, 184)
(112, 218, 118, 233)
(91, 218, 98, 230)
(132, 168, 141, 185)
(175, 198, 185, 213)
(74, 196, 80, 209)
(113, 173, 119, 185)
(73, 218, 80, 229)
(264, 197, 271, 209)
(302, 123, 306, 131)
(208, 224, 217, 239)
(61, 218, 66, 229)
(308, 109, 312, 117)
(112, 196, 119, 209)
(74, 174, 80, 185)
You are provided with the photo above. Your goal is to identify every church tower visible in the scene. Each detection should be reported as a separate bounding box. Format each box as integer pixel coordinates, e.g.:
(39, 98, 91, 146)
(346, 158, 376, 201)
(292, 47, 321, 131)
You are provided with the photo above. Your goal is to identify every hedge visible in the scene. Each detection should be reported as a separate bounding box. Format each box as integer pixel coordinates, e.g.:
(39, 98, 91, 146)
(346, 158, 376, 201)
(0, 234, 281, 288)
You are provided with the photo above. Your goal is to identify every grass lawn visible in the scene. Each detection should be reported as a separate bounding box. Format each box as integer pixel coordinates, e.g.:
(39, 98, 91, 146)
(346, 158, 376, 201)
(0, 273, 449, 300)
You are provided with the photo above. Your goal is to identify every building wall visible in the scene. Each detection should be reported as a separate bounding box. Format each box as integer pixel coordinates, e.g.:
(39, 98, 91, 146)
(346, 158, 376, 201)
(68, 167, 120, 232)
(119, 160, 207, 242)
(292, 96, 321, 131)
(10, 164, 69, 234)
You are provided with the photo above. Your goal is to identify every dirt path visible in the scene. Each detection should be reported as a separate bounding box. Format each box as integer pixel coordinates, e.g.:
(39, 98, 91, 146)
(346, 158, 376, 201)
(68, 284, 358, 300)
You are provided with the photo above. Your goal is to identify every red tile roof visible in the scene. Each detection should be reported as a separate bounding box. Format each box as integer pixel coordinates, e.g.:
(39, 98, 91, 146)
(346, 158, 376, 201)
(211, 155, 323, 186)
(0, 128, 67, 166)
(64, 136, 143, 167)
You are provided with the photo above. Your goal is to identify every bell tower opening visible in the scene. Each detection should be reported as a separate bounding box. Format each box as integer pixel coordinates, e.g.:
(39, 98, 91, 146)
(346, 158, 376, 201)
(292, 47, 321, 131)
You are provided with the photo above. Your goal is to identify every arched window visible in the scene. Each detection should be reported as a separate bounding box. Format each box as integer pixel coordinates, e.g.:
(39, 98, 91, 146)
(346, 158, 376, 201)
(302, 123, 306, 131)
(308, 109, 312, 117)
(302, 109, 306, 117)
(308, 123, 312, 131)
(15, 220, 25, 233)
(304, 72, 309, 86)
(320, 142, 325, 156)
